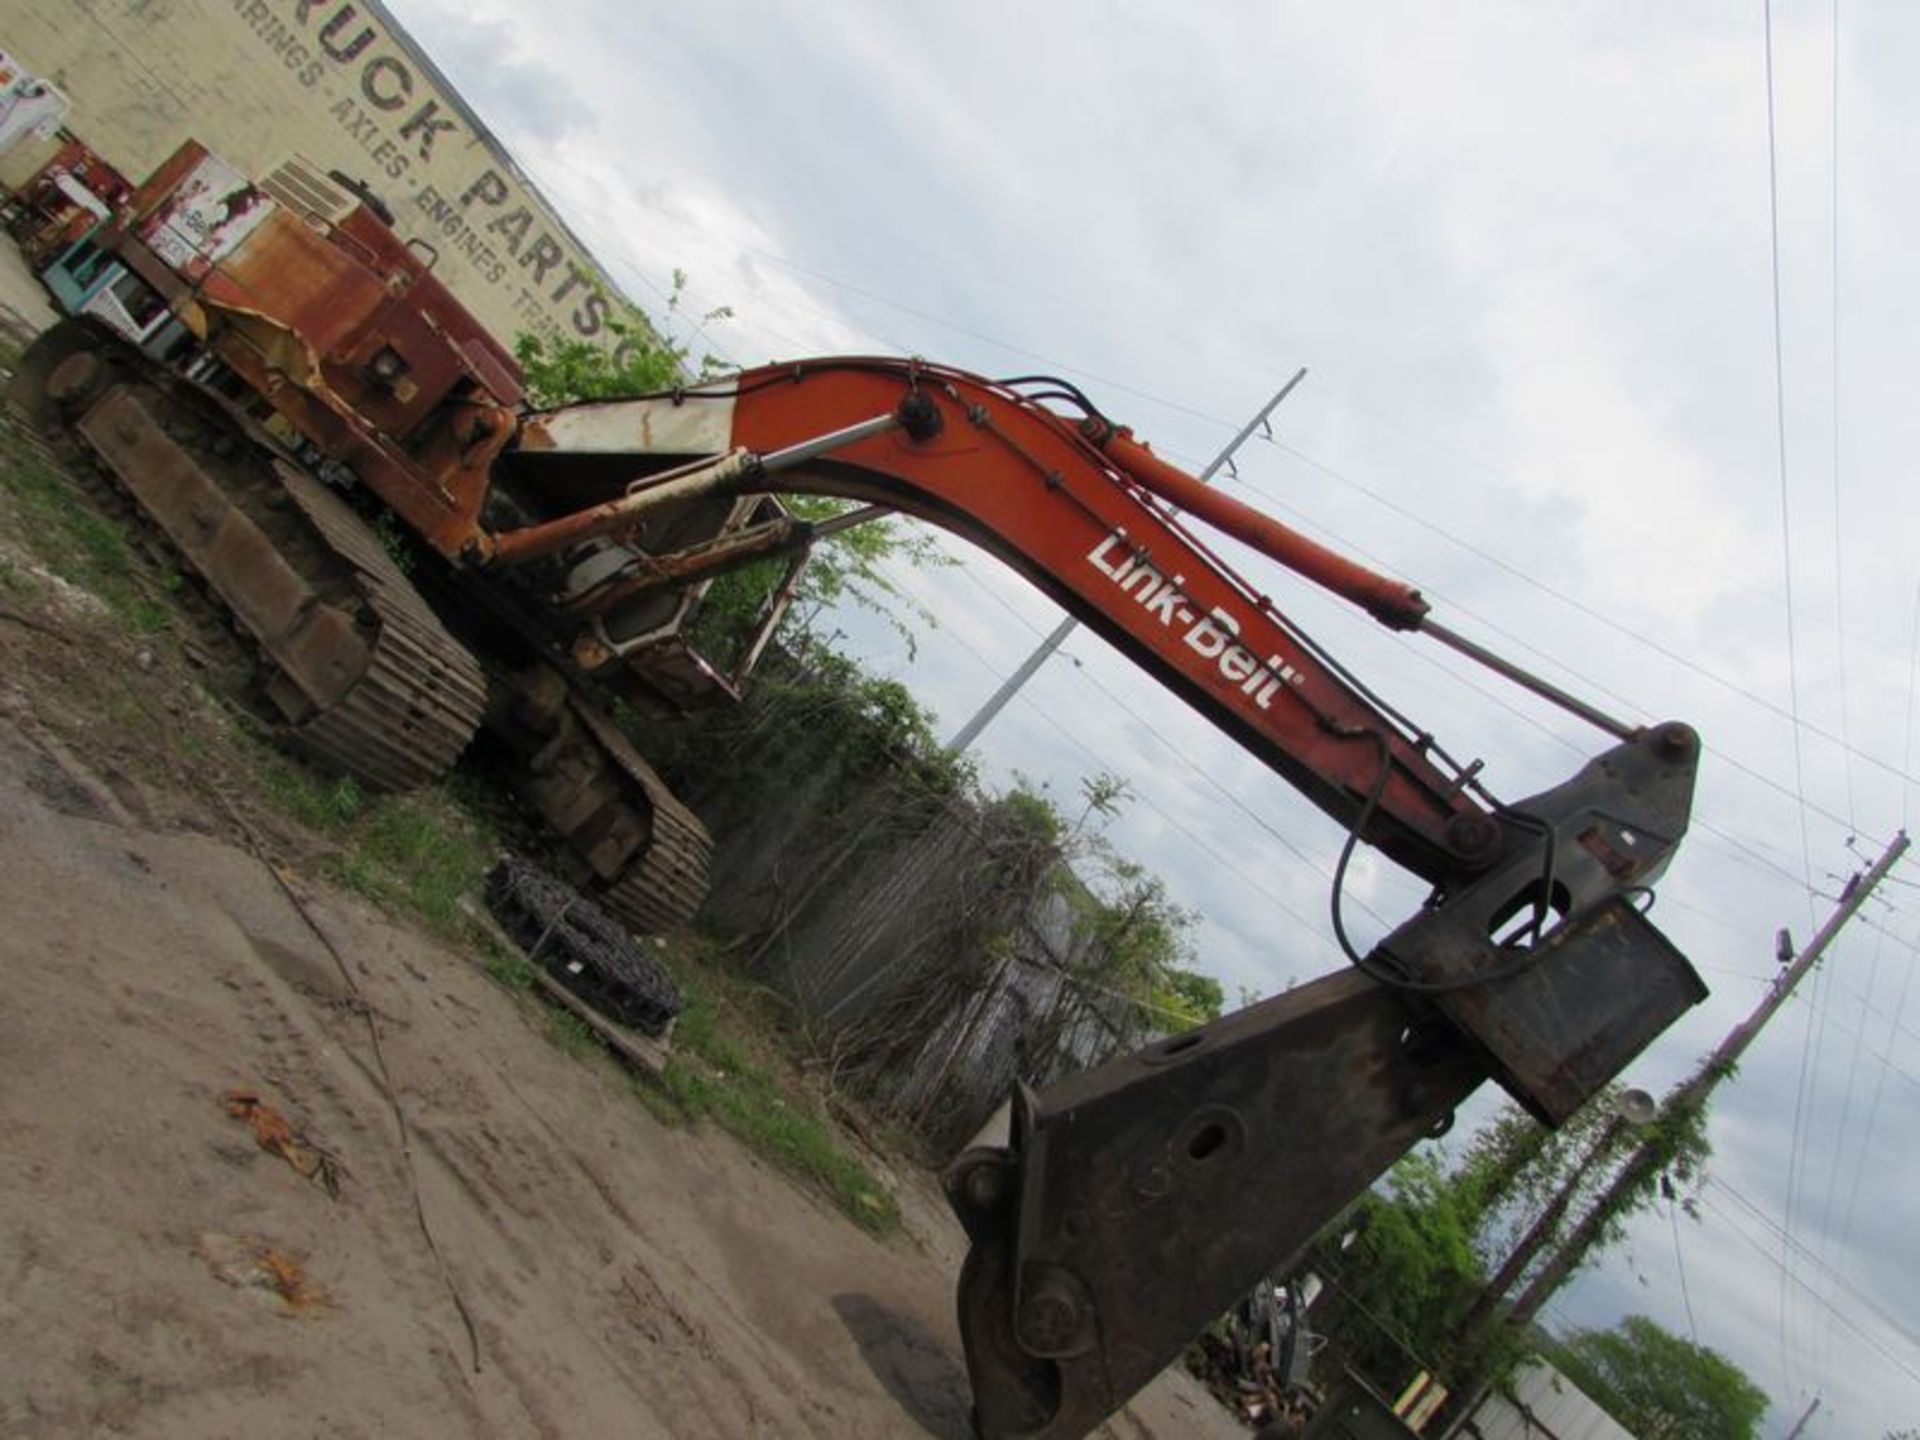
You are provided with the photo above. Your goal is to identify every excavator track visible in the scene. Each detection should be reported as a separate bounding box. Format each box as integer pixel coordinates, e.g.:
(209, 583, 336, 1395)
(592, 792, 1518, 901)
(275, 467, 485, 790)
(570, 697, 713, 934)
(14, 324, 711, 934)
(482, 664, 713, 936)
(19, 337, 483, 794)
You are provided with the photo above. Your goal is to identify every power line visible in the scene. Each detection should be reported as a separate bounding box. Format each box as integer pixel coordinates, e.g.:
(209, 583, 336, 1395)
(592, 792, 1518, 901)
(1669, 1195, 1701, 1346)
(944, 371, 1305, 753)
(1091, 454, 1868, 890)
(1904, 578, 1920, 828)
(1830, 911, 1920, 1322)
(1820, 919, 1885, 1367)
(1488, 834, 1907, 1346)
(937, 530, 1849, 973)
(943, 560, 1385, 924)
(914, 502, 1842, 934)
(934, 522, 1851, 954)
(1704, 1186, 1920, 1390)
(1829, 0, 1857, 836)
(1781, 972, 1920, 1096)
(891, 526, 1844, 981)
(522, 135, 1920, 836)
(1259, 432, 1916, 798)
(917, 604, 1349, 968)
(1705, 1173, 1920, 1364)
(1764, 0, 1821, 1390)
(595, 148, 1917, 839)
(559, 124, 1920, 828)
(1237, 471, 1883, 844)
(1795, 10, 1859, 1362)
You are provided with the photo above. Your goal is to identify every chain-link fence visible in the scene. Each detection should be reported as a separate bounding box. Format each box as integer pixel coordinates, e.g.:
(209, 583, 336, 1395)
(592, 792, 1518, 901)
(653, 649, 1162, 1158)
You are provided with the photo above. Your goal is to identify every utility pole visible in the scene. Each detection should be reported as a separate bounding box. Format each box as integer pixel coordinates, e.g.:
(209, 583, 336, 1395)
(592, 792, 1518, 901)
(1497, 831, 1908, 1336)
(1783, 1395, 1821, 1439)
(943, 368, 1308, 753)
(1452, 1108, 1635, 1343)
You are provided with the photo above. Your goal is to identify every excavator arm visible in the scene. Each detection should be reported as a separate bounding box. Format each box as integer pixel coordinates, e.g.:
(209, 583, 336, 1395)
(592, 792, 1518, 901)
(491, 358, 1706, 1439)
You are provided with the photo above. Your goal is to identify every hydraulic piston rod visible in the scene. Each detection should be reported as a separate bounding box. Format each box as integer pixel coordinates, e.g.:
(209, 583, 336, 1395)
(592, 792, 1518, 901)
(1094, 425, 1637, 741)
(486, 410, 901, 566)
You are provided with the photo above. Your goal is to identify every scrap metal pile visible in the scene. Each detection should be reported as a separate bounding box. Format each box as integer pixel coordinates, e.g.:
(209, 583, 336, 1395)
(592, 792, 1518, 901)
(1183, 1278, 1323, 1436)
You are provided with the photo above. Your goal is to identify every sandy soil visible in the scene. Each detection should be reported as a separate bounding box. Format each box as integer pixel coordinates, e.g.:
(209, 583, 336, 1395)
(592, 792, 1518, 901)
(0, 516, 1238, 1437)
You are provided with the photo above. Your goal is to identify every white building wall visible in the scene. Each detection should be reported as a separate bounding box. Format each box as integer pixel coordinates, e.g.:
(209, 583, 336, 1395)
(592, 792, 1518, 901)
(3, 0, 644, 353)
(1462, 1360, 1636, 1440)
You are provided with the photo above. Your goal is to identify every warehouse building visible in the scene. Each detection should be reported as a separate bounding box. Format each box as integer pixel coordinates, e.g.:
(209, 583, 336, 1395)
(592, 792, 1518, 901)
(2, 0, 641, 353)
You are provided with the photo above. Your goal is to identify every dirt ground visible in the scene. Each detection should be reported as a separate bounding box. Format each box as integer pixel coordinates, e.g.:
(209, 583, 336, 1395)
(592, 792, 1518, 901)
(0, 329, 1238, 1438)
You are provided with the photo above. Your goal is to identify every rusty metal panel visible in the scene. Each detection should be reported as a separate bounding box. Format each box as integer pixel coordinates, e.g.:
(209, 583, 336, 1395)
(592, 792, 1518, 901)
(1400, 725, 1707, 1125)
(199, 205, 389, 360)
(1438, 899, 1706, 1124)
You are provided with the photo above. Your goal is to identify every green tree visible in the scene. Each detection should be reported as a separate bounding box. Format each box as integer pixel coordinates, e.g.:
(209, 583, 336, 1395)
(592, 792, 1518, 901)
(1310, 1152, 1493, 1388)
(1051, 795, 1214, 1037)
(513, 269, 729, 404)
(1548, 1315, 1766, 1440)
(1149, 966, 1223, 1030)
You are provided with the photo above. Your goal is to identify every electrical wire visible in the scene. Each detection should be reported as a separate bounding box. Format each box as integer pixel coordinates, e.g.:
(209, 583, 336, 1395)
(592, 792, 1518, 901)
(1764, 0, 1821, 1390)
(1259, 431, 1916, 798)
(527, 114, 1918, 839)
(522, 130, 1920, 853)
(1152, 473, 1849, 903)
(548, 134, 1906, 1067)
(1669, 1194, 1702, 1346)
(1829, 0, 1857, 836)
(1829, 916, 1920, 1303)
(540, 166, 1906, 879)
(1819, 920, 1887, 1365)
(913, 606, 1351, 967)
(1232, 463, 1882, 842)
(1706, 1174, 1920, 1363)
(926, 494, 1836, 942)
(942, 537, 1840, 985)
(1904, 578, 1920, 829)
(942, 559, 1391, 924)
(1763, 0, 1818, 912)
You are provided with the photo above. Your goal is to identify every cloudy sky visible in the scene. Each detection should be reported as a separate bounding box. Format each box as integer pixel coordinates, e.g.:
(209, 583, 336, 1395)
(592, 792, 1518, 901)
(384, 1, 1920, 1431)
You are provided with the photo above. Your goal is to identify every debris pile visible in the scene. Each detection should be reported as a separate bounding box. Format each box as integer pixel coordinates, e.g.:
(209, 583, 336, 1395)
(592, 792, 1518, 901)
(1184, 1277, 1323, 1434)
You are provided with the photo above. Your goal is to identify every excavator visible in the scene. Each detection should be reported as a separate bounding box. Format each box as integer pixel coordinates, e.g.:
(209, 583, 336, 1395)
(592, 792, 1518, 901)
(15, 140, 1706, 1440)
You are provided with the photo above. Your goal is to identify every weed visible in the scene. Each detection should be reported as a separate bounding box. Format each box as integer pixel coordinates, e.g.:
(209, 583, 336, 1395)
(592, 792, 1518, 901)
(248, 744, 499, 952)
(0, 555, 39, 602)
(124, 597, 173, 635)
(544, 1009, 600, 1061)
(479, 933, 536, 991)
(326, 788, 497, 939)
(256, 754, 368, 833)
(369, 509, 416, 574)
(656, 962, 900, 1234)
(0, 443, 172, 633)
(627, 1071, 686, 1128)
